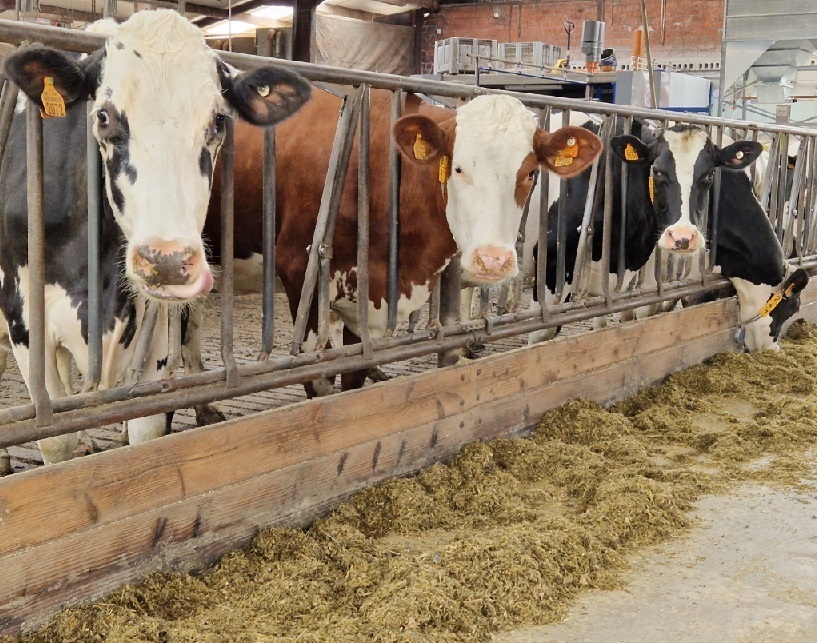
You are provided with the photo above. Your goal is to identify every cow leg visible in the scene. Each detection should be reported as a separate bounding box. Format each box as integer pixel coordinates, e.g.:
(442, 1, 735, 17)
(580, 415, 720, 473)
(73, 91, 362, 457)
(180, 306, 227, 426)
(340, 326, 368, 391)
(12, 342, 79, 464)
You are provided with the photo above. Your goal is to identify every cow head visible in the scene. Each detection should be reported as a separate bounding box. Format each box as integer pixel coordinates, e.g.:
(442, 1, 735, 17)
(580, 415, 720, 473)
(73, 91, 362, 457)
(394, 95, 602, 284)
(736, 268, 810, 352)
(611, 125, 762, 256)
(4, 9, 310, 302)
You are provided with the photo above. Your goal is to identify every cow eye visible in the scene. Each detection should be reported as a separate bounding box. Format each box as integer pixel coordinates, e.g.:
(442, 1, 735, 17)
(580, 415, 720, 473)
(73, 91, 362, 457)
(97, 109, 109, 127)
(454, 166, 463, 175)
(527, 170, 536, 180)
(652, 169, 668, 182)
(214, 113, 226, 131)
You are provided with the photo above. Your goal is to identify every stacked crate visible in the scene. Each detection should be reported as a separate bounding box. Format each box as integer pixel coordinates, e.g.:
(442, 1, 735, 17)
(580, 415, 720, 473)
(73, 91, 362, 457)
(496, 42, 563, 71)
(433, 38, 498, 74)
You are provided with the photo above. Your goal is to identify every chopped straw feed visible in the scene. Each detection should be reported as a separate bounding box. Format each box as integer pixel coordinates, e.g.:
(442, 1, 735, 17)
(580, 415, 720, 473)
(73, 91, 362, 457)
(7, 320, 817, 643)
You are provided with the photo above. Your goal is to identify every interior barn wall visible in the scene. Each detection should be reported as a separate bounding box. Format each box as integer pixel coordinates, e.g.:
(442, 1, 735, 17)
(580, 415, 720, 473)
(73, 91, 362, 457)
(418, 0, 725, 74)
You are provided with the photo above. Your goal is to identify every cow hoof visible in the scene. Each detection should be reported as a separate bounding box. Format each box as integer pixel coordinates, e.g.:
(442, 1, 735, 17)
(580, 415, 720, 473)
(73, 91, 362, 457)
(195, 404, 227, 426)
(366, 367, 390, 383)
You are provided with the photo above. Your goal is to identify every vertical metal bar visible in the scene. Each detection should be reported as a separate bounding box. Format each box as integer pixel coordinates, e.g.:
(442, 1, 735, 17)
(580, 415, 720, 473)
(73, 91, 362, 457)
(792, 138, 808, 262)
(616, 116, 632, 291)
(220, 118, 239, 387)
(259, 125, 276, 359)
(554, 108, 570, 302)
(386, 89, 403, 334)
(759, 134, 778, 212)
(0, 80, 20, 166)
(536, 108, 551, 321)
(640, 0, 658, 109)
(436, 255, 461, 368)
(803, 136, 817, 256)
(26, 104, 52, 425)
(290, 88, 362, 354)
(709, 126, 723, 271)
(166, 307, 183, 377)
(356, 84, 374, 359)
(748, 127, 758, 190)
(86, 101, 103, 386)
(600, 123, 614, 308)
(429, 279, 441, 328)
(128, 302, 159, 385)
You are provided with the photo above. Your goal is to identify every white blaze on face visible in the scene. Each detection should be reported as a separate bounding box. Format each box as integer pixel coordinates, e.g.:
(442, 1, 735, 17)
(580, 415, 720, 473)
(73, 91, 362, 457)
(447, 95, 538, 284)
(659, 128, 709, 253)
(93, 11, 222, 294)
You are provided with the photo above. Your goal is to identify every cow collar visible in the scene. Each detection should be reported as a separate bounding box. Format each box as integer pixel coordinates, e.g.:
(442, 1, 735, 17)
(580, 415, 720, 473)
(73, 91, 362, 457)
(740, 263, 795, 328)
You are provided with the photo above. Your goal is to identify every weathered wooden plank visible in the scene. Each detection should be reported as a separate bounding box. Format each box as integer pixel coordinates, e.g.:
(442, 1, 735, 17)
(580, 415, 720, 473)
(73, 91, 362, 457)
(0, 298, 739, 560)
(0, 326, 736, 635)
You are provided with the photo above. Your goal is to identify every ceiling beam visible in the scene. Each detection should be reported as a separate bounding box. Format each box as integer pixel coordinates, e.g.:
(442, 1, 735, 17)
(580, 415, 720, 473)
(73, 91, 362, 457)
(192, 0, 294, 27)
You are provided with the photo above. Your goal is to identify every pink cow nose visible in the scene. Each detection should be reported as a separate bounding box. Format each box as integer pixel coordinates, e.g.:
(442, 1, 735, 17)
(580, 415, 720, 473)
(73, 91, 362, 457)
(130, 237, 213, 301)
(663, 226, 699, 252)
(472, 246, 516, 280)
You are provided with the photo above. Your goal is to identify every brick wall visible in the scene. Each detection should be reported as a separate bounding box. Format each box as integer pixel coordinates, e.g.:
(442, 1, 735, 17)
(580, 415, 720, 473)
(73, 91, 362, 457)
(419, 0, 725, 74)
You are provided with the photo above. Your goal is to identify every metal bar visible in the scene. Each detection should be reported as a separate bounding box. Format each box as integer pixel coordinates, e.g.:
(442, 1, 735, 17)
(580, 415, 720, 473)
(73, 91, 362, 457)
(86, 100, 103, 386)
(616, 116, 632, 292)
(554, 108, 570, 302)
(259, 125, 276, 359)
(26, 102, 52, 425)
(0, 274, 756, 447)
(709, 126, 723, 270)
(289, 87, 362, 354)
(640, 0, 658, 109)
(748, 128, 758, 190)
(386, 89, 402, 334)
(220, 118, 239, 387)
(600, 122, 614, 307)
(166, 307, 183, 378)
(536, 108, 551, 321)
(436, 255, 462, 367)
(0, 79, 19, 167)
(357, 84, 374, 359)
(127, 302, 159, 385)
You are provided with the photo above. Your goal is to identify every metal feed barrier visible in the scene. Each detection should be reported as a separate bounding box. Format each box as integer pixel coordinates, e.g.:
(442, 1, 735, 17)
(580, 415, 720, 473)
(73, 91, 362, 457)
(1, 18, 817, 454)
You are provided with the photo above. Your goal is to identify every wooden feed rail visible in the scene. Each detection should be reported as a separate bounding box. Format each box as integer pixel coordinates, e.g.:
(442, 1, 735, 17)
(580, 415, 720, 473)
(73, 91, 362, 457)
(4, 283, 816, 635)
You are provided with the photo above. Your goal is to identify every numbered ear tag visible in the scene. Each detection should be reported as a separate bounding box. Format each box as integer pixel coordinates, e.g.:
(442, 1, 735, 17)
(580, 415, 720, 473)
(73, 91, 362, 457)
(41, 77, 66, 118)
(649, 176, 655, 204)
(438, 155, 450, 184)
(413, 132, 431, 161)
(757, 292, 783, 318)
(624, 143, 640, 161)
(554, 137, 579, 167)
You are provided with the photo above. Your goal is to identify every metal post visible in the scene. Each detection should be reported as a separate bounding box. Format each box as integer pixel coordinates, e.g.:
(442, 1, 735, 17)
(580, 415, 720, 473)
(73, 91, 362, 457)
(600, 122, 614, 306)
(709, 126, 723, 270)
(554, 108, 570, 302)
(259, 125, 276, 359)
(536, 109, 551, 320)
(386, 89, 403, 334)
(436, 255, 461, 367)
(86, 101, 103, 387)
(616, 116, 632, 291)
(356, 84, 374, 358)
(26, 102, 52, 425)
(640, 0, 658, 109)
(220, 118, 239, 387)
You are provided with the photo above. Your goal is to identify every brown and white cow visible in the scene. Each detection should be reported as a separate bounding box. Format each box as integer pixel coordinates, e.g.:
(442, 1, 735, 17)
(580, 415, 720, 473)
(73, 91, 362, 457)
(205, 89, 601, 394)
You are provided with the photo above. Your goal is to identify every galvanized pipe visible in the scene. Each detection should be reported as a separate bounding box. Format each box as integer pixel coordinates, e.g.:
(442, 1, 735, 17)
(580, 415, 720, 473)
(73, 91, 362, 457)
(600, 123, 615, 307)
(554, 109, 570, 302)
(220, 118, 239, 387)
(386, 89, 403, 334)
(709, 126, 723, 270)
(26, 102, 52, 425)
(356, 84, 374, 358)
(127, 302, 159, 385)
(536, 108, 551, 321)
(289, 87, 361, 354)
(86, 101, 103, 386)
(616, 116, 632, 292)
(259, 125, 277, 359)
(166, 307, 183, 378)
(436, 255, 462, 367)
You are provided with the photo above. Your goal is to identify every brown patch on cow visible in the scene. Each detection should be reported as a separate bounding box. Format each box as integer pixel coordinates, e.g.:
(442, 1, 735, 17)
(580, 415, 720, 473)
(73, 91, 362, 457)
(535, 125, 603, 178)
(515, 152, 539, 208)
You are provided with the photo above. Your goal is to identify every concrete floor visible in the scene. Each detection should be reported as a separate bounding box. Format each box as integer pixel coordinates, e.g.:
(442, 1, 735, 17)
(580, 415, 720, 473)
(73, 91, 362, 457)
(494, 481, 817, 643)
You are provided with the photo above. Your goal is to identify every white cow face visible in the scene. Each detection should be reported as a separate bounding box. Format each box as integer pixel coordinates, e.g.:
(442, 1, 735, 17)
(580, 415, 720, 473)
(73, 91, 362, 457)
(394, 95, 602, 284)
(611, 125, 762, 256)
(5, 9, 310, 302)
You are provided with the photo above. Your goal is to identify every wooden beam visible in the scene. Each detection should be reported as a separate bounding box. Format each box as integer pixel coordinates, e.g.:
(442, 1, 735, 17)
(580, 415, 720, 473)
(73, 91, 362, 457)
(292, 0, 320, 62)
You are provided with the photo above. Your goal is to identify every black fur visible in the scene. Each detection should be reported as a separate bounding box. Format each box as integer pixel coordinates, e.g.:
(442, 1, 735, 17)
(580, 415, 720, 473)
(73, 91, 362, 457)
(218, 63, 312, 127)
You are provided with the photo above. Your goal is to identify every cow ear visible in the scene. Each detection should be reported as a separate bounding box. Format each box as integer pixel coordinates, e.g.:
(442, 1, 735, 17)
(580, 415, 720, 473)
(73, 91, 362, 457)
(218, 63, 311, 127)
(393, 114, 449, 165)
(783, 268, 810, 297)
(788, 155, 798, 170)
(4, 46, 103, 108)
(610, 135, 651, 165)
(717, 141, 762, 170)
(534, 126, 602, 177)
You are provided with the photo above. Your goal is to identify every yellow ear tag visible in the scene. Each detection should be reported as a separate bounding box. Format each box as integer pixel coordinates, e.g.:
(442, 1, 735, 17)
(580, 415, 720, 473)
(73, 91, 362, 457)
(757, 292, 783, 318)
(438, 155, 450, 184)
(554, 138, 579, 168)
(413, 132, 431, 161)
(649, 176, 655, 204)
(624, 143, 640, 162)
(41, 77, 66, 118)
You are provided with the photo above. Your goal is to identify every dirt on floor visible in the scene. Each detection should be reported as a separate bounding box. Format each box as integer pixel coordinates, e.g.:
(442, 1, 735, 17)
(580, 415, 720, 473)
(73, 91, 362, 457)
(6, 320, 817, 643)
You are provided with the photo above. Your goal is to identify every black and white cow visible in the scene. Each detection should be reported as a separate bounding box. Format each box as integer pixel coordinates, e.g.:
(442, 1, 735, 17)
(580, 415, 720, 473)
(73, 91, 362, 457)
(0, 10, 310, 467)
(529, 122, 809, 350)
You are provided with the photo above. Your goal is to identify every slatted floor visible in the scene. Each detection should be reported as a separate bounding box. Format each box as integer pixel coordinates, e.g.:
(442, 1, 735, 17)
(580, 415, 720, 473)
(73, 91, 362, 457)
(1, 287, 595, 473)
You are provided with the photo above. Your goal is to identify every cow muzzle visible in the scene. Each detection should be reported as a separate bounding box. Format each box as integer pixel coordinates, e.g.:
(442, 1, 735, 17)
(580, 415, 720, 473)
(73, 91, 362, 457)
(660, 225, 701, 254)
(129, 238, 214, 302)
(466, 246, 517, 284)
